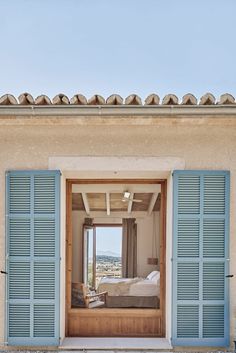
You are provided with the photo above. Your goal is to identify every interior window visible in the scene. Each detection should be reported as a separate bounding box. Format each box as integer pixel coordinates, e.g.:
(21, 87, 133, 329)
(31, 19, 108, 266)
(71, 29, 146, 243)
(96, 226, 122, 286)
(83, 226, 122, 289)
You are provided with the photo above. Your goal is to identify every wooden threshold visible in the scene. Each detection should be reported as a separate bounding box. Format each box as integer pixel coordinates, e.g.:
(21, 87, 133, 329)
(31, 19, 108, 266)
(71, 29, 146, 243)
(68, 308, 163, 337)
(69, 308, 161, 317)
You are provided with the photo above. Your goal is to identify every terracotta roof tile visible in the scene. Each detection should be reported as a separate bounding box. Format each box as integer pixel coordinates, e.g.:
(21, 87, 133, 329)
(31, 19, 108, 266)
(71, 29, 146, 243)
(52, 94, 69, 105)
(70, 94, 87, 105)
(145, 94, 160, 105)
(125, 94, 142, 105)
(18, 92, 34, 105)
(162, 94, 178, 105)
(218, 93, 235, 105)
(35, 95, 51, 105)
(88, 95, 105, 105)
(0, 92, 235, 106)
(199, 93, 216, 105)
(181, 93, 197, 105)
(0, 94, 18, 105)
(106, 94, 123, 105)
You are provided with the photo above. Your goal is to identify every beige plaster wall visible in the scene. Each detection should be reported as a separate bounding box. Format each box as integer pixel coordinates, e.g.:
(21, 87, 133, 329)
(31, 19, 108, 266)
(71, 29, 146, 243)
(0, 122, 236, 346)
(72, 211, 160, 283)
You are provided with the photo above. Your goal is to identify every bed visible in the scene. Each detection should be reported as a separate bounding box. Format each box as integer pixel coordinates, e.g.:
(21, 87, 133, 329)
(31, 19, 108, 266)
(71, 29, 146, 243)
(97, 270, 160, 308)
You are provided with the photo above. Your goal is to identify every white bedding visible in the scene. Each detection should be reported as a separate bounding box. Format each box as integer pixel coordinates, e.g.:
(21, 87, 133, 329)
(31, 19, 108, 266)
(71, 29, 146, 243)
(97, 276, 159, 297)
(129, 278, 159, 296)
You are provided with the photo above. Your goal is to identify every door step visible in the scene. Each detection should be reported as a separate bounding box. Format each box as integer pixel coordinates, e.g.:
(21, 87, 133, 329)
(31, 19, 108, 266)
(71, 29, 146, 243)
(60, 337, 172, 350)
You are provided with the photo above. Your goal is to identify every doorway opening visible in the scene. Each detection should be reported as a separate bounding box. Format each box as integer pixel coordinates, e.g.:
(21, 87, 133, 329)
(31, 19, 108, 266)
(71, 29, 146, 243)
(66, 179, 167, 337)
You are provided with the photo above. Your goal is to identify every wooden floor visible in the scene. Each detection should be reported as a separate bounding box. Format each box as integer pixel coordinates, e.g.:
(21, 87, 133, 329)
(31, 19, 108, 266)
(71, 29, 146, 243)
(68, 308, 162, 337)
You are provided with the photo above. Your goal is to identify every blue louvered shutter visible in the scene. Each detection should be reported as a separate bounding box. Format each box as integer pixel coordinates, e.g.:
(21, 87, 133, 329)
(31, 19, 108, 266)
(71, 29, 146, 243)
(172, 171, 229, 347)
(6, 171, 60, 346)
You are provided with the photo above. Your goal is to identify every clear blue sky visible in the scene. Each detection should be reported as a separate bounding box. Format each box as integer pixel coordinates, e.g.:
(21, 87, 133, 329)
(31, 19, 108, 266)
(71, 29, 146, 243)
(0, 0, 235, 99)
(96, 227, 122, 256)
(87, 227, 122, 257)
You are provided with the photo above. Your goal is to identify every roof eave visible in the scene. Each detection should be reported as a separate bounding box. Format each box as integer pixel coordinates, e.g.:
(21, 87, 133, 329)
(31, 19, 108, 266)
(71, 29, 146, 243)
(0, 104, 236, 117)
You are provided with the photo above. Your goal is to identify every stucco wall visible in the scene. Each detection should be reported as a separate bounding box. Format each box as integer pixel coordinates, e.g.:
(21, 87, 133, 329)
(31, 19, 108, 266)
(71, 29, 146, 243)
(0, 122, 236, 346)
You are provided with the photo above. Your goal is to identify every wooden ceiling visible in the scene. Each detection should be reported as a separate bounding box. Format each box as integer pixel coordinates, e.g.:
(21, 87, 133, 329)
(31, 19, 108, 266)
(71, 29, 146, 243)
(72, 192, 161, 213)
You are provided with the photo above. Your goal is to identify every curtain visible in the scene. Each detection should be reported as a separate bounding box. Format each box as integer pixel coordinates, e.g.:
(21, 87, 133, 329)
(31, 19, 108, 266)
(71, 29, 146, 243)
(122, 218, 137, 278)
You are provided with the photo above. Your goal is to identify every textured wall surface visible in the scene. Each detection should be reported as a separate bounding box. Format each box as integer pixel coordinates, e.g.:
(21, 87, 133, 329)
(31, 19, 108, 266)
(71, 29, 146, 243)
(0, 120, 236, 346)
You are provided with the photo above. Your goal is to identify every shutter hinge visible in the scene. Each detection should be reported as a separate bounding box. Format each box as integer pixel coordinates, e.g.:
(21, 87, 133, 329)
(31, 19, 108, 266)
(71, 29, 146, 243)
(1, 270, 8, 275)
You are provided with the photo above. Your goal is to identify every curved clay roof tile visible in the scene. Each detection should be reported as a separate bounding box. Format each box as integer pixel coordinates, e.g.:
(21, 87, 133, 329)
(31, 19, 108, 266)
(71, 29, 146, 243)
(70, 94, 87, 105)
(218, 93, 235, 105)
(181, 94, 197, 105)
(199, 93, 215, 105)
(88, 95, 105, 105)
(35, 95, 52, 105)
(52, 94, 69, 105)
(145, 94, 160, 105)
(0, 94, 18, 105)
(106, 94, 123, 105)
(125, 94, 142, 105)
(18, 92, 34, 105)
(162, 94, 178, 105)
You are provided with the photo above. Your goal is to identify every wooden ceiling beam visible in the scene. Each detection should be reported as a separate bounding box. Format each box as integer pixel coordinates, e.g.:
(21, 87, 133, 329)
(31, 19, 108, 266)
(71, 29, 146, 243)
(81, 192, 90, 215)
(106, 192, 110, 216)
(148, 192, 159, 215)
(127, 192, 134, 214)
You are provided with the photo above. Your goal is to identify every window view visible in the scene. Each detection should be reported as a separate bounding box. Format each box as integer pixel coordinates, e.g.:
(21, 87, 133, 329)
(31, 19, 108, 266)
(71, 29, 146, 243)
(96, 226, 122, 287)
(84, 226, 122, 289)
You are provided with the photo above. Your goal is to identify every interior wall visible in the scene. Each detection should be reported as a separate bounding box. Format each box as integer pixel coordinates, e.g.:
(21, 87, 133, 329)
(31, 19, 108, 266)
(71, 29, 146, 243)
(72, 210, 160, 282)
(137, 212, 160, 277)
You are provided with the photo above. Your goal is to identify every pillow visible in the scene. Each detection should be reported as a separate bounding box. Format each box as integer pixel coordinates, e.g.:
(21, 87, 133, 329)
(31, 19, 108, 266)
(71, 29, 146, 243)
(146, 270, 159, 281)
(151, 271, 160, 282)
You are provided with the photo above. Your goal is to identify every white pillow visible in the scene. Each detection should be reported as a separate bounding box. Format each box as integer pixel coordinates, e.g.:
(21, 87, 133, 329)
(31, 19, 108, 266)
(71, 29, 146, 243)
(146, 270, 159, 281)
(151, 271, 160, 282)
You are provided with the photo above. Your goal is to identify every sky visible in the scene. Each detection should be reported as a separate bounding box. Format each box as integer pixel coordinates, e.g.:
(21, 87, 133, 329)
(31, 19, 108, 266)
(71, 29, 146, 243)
(0, 0, 235, 100)
(96, 227, 122, 256)
(88, 227, 122, 257)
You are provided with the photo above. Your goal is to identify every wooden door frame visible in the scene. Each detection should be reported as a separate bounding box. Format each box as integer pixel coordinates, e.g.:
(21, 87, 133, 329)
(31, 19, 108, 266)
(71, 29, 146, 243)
(65, 178, 167, 337)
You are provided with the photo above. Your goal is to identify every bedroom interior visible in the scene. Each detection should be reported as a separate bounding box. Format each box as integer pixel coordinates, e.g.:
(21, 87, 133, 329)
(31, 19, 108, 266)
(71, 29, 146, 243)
(66, 179, 167, 337)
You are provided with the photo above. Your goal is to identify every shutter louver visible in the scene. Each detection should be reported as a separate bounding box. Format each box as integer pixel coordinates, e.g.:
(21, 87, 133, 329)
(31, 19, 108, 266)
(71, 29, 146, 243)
(34, 262, 55, 299)
(9, 219, 30, 256)
(177, 219, 199, 257)
(204, 175, 225, 215)
(9, 304, 30, 337)
(34, 305, 55, 337)
(9, 175, 31, 214)
(178, 175, 200, 214)
(177, 305, 199, 338)
(9, 262, 30, 299)
(203, 219, 225, 258)
(6, 171, 60, 346)
(203, 262, 225, 300)
(172, 171, 229, 347)
(34, 219, 55, 257)
(34, 175, 55, 214)
(177, 263, 199, 300)
(203, 305, 224, 338)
